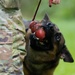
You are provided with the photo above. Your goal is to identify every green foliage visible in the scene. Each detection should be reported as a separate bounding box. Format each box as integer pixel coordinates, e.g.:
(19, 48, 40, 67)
(21, 0, 75, 20)
(53, 19, 75, 75)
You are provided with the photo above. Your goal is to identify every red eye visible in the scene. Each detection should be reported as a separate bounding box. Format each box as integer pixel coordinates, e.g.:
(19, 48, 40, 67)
(35, 28, 45, 41)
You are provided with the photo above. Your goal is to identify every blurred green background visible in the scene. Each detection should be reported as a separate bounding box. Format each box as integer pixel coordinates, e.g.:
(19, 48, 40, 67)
(20, 0, 75, 75)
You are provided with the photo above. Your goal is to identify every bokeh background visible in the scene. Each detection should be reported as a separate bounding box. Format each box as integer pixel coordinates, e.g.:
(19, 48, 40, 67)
(20, 0, 75, 75)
